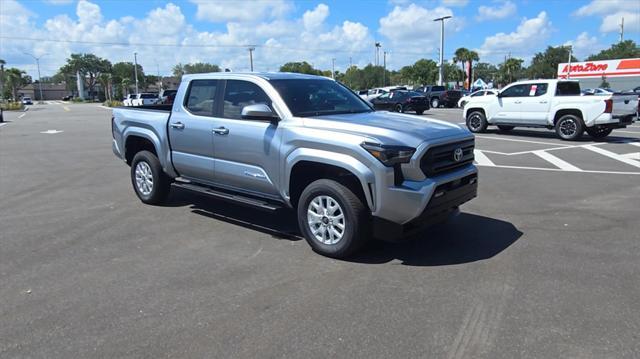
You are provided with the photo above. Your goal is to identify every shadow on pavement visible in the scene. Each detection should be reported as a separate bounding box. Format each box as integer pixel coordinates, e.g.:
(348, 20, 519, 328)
(482, 128, 639, 143)
(166, 188, 522, 266)
(350, 213, 522, 266)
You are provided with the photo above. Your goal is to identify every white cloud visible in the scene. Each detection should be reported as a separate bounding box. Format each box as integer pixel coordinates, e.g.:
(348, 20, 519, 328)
(563, 32, 604, 60)
(575, 0, 640, 34)
(303, 4, 329, 30)
(45, 0, 74, 4)
(476, 1, 516, 21)
(442, 0, 468, 7)
(0, 0, 373, 77)
(190, 0, 292, 23)
(477, 11, 552, 62)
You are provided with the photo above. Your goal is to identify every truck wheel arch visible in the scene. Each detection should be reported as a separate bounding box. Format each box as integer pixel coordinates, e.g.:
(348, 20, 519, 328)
(124, 134, 159, 165)
(553, 109, 584, 126)
(285, 150, 375, 211)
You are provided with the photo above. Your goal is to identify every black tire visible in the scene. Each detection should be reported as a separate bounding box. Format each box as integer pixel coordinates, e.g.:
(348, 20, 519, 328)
(497, 125, 515, 131)
(555, 114, 584, 141)
(586, 127, 613, 139)
(297, 179, 370, 258)
(431, 97, 440, 108)
(415, 109, 424, 115)
(130, 150, 171, 205)
(466, 111, 488, 133)
(395, 104, 404, 113)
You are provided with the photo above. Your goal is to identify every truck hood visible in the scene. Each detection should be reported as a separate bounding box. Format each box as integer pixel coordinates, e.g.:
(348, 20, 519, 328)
(301, 111, 470, 147)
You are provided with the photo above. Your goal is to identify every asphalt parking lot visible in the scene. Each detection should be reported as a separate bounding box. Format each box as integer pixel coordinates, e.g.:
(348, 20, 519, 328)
(1, 103, 639, 358)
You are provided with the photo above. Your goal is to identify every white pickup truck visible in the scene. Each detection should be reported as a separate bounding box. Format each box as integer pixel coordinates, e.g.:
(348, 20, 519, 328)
(463, 79, 638, 140)
(131, 93, 159, 107)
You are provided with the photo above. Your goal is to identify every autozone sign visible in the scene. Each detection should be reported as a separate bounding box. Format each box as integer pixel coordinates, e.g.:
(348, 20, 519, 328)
(557, 58, 640, 78)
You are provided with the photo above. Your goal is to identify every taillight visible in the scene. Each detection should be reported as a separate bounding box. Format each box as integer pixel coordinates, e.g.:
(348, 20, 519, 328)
(604, 99, 613, 113)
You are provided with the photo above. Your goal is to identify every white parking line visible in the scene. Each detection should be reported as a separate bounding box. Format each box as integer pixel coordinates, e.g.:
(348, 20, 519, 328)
(583, 145, 640, 169)
(475, 135, 562, 146)
(473, 150, 495, 166)
(532, 150, 582, 171)
(474, 163, 640, 175)
(18, 113, 26, 119)
(0, 123, 7, 128)
(621, 153, 640, 160)
(629, 143, 640, 148)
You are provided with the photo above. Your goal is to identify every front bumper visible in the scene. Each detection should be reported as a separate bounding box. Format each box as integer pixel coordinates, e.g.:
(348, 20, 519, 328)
(373, 173, 478, 241)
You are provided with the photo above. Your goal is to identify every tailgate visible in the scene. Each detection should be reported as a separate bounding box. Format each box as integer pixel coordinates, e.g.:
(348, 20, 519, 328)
(611, 94, 639, 117)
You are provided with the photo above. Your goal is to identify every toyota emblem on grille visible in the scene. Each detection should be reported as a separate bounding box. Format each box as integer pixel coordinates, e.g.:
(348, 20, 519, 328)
(453, 148, 464, 162)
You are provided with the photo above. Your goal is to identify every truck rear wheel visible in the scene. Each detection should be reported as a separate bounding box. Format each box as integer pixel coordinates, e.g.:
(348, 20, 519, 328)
(586, 127, 613, 139)
(466, 111, 488, 133)
(297, 179, 369, 258)
(131, 150, 171, 205)
(555, 114, 584, 141)
(431, 98, 440, 108)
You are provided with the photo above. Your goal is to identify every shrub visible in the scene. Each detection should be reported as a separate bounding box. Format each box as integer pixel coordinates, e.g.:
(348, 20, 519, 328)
(71, 98, 86, 103)
(0, 102, 24, 111)
(102, 100, 123, 107)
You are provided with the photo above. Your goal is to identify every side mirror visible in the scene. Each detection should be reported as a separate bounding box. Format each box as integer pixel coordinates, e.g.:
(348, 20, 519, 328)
(241, 104, 278, 121)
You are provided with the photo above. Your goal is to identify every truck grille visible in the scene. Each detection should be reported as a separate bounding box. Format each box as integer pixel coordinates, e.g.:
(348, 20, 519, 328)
(420, 139, 475, 177)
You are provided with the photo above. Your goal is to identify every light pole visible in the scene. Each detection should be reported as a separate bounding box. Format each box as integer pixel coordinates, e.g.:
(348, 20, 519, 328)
(248, 46, 256, 71)
(24, 52, 47, 101)
(331, 58, 335, 79)
(374, 42, 381, 66)
(133, 52, 139, 95)
(383, 51, 387, 87)
(433, 15, 452, 86)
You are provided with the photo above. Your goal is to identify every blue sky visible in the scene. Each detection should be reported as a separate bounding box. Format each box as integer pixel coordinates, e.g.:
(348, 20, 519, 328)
(1, 0, 638, 78)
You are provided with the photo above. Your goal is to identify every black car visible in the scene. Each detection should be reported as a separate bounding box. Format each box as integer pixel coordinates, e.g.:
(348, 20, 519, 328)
(369, 90, 430, 114)
(62, 95, 73, 101)
(413, 85, 463, 108)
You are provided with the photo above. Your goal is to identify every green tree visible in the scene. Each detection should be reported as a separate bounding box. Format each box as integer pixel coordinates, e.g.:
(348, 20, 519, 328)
(586, 40, 640, 61)
(172, 62, 221, 78)
(528, 46, 577, 79)
(279, 61, 323, 75)
(444, 62, 463, 86)
(59, 53, 112, 99)
(497, 58, 525, 86)
(112, 62, 144, 98)
(453, 48, 480, 88)
(473, 62, 498, 83)
(600, 75, 610, 88)
(3, 68, 32, 100)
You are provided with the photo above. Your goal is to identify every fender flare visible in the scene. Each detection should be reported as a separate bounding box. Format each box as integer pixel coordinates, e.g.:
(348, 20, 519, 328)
(122, 127, 178, 178)
(283, 148, 376, 210)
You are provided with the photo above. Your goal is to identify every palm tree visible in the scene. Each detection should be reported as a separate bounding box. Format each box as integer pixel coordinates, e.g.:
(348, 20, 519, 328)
(453, 48, 469, 85)
(121, 78, 131, 98)
(0, 59, 6, 100)
(466, 50, 479, 88)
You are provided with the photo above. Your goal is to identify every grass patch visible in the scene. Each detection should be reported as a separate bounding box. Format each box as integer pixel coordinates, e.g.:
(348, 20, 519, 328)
(102, 100, 123, 107)
(0, 102, 24, 111)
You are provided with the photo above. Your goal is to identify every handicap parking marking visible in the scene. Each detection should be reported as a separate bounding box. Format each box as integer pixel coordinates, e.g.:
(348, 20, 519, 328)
(473, 150, 495, 166)
(583, 145, 640, 169)
(531, 150, 582, 171)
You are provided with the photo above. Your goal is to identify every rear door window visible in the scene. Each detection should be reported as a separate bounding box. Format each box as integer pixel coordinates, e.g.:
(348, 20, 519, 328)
(556, 82, 581, 96)
(185, 80, 219, 117)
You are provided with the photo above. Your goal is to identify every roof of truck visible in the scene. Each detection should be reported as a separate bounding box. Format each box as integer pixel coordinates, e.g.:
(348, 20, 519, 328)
(181, 72, 333, 81)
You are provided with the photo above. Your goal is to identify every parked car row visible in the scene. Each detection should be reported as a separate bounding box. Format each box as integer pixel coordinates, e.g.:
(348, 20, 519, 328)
(369, 90, 429, 114)
(122, 90, 178, 107)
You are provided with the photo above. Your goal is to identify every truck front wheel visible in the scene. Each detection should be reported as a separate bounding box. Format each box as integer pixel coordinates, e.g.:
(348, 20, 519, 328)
(466, 111, 488, 133)
(131, 150, 171, 205)
(297, 179, 370, 258)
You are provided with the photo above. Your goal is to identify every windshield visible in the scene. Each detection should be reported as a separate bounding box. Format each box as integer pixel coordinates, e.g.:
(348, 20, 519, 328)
(269, 79, 373, 117)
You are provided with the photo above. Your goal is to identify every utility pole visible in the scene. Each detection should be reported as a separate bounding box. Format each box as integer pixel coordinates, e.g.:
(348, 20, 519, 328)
(133, 52, 139, 95)
(567, 46, 573, 80)
(24, 52, 47, 101)
(349, 57, 352, 68)
(331, 58, 335, 79)
(375, 42, 381, 66)
(248, 47, 255, 71)
(620, 17, 624, 42)
(156, 62, 162, 91)
(433, 15, 452, 86)
(0, 61, 4, 102)
(383, 51, 387, 87)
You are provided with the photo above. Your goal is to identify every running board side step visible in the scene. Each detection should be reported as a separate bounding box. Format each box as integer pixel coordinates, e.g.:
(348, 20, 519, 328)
(172, 182, 283, 211)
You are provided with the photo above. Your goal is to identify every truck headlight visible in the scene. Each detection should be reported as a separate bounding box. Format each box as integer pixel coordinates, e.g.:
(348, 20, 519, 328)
(361, 142, 416, 166)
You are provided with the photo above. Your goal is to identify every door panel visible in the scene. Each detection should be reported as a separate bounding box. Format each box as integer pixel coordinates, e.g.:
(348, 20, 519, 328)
(210, 80, 282, 198)
(517, 83, 551, 125)
(168, 79, 219, 182)
(493, 84, 529, 123)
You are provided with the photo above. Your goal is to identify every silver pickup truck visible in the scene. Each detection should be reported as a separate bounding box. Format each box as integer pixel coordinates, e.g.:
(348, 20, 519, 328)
(111, 72, 478, 258)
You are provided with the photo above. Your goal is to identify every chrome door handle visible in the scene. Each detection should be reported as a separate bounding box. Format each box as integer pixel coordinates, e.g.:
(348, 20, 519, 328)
(514, 101, 522, 104)
(539, 101, 548, 104)
(170, 122, 185, 129)
(212, 127, 229, 135)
